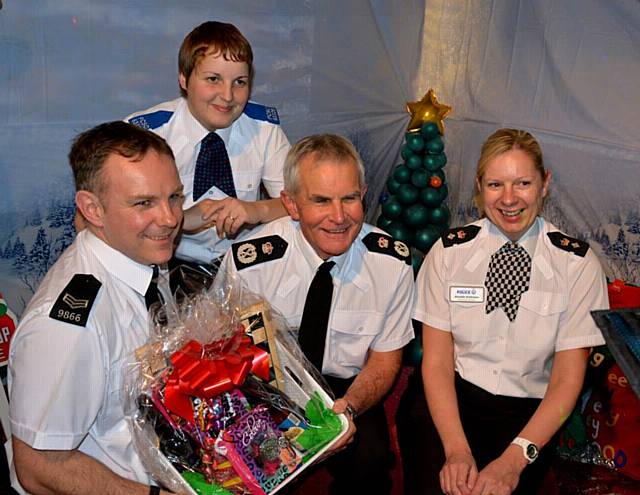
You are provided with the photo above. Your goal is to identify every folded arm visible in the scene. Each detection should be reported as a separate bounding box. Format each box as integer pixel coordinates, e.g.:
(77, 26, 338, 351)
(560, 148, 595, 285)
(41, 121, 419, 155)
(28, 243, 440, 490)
(183, 197, 286, 236)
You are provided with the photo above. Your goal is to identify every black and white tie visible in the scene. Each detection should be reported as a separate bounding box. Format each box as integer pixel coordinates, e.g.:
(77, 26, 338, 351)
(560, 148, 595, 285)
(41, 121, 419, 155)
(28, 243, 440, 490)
(484, 242, 531, 322)
(297, 261, 336, 371)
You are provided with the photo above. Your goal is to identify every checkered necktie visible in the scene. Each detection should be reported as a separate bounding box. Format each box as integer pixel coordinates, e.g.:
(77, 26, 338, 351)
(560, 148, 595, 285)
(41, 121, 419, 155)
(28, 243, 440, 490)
(484, 242, 531, 322)
(193, 132, 237, 201)
(298, 261, 336, 371)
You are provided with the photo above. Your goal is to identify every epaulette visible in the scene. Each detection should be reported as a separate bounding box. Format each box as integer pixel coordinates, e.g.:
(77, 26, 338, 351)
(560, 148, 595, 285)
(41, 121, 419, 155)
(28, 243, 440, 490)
(441, 225, 481, 247)
(362, 232, 411, 265)
(49, 274, 102, 327)
(128, 110, 173, 130)
(547, 232, 589, 257)
(232, 235, 288, 270)
(243, 102, 280, 124)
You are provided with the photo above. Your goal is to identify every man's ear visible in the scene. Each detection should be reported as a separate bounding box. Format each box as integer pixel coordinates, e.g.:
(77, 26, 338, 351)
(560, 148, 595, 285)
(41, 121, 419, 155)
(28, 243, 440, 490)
(75, 190, 105, 228)
(360, 185, 368, 201)
(280, 191, 300, 221)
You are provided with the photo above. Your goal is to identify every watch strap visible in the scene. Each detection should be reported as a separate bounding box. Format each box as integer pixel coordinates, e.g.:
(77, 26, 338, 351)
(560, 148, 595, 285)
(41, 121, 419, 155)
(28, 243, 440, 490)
(510, 436, 538, 464)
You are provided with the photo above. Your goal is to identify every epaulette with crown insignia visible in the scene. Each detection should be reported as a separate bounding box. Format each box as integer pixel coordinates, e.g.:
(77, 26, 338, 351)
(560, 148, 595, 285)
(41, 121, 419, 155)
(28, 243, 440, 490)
(547, 232, 589, 257)
(441, 225, 481, 247)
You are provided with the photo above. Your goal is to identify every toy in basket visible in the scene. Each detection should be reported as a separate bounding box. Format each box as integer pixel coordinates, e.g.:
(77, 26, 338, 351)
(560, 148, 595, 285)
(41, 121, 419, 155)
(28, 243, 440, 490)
(126, 285, 348, 495)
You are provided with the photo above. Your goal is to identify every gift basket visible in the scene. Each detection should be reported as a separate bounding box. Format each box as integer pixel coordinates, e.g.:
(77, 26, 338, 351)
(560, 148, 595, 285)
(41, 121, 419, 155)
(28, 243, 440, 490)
(125, 268, 348, 495)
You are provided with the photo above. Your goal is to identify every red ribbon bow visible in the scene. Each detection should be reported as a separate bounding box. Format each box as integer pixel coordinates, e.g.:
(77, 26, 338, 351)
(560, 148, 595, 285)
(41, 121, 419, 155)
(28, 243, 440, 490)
(164, 335, 271, 422)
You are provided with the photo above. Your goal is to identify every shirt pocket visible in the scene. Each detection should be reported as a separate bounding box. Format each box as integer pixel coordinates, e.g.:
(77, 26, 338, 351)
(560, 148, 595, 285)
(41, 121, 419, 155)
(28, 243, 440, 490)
(450, 299, 489, 345)
(233, 169, 263, 197)
(515, 290, 567, 350)
(329, 311, 383, 369)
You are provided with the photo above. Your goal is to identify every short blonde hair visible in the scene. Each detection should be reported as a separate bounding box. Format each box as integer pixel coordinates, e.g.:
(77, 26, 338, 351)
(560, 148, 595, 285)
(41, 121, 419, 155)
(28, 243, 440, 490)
(474, 128, 546, 213)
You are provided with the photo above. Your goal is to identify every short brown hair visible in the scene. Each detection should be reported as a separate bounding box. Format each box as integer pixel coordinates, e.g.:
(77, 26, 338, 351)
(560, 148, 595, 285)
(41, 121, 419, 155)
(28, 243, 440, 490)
(474, 128, 546, 213)
(69, 121, 174, 196)
(284, 134, 366, 194)
(178, 21, 254, 97)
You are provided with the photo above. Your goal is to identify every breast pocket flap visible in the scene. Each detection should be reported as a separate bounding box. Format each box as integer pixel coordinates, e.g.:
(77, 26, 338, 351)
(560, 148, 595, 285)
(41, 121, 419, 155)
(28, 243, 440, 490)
(519, 290, 567, 315)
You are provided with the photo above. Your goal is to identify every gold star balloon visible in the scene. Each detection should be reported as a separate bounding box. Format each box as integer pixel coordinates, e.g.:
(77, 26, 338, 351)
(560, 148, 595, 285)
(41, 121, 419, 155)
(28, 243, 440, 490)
(406, 89, 451, 134)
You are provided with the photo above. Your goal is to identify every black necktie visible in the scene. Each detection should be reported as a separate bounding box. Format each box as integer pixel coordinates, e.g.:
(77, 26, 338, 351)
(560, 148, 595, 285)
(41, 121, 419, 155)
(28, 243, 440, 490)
(298, 261, 336, 371)
(193, 132, 237, 201)
(484, 242, 532, 322)
(144, 265, 160, 310)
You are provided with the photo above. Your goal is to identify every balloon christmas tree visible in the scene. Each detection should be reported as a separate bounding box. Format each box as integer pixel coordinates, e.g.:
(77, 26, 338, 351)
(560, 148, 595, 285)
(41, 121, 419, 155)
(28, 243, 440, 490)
(377, 89, 452, 268)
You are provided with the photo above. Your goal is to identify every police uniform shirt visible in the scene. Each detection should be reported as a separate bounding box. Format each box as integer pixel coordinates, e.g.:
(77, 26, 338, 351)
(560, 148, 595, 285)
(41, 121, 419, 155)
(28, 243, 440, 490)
(126, 97, 290, 263)
(413, 217, 607, 399)
(8, 229, 155, 487)
(220, 217, 415, 379)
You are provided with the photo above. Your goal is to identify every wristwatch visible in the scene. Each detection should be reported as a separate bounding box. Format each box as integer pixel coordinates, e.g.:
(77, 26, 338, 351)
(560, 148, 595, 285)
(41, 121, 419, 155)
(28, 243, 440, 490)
(510, 437, 539, 464)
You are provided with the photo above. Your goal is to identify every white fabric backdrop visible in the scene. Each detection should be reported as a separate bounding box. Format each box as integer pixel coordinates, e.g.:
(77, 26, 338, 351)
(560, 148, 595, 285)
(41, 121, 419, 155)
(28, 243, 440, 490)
(419, 0, 640, 283)
(0, 0, 638, 316)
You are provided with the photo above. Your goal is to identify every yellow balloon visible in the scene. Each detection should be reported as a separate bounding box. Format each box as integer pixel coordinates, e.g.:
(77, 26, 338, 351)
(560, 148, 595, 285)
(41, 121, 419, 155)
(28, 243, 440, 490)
(406, 89, 452, 134)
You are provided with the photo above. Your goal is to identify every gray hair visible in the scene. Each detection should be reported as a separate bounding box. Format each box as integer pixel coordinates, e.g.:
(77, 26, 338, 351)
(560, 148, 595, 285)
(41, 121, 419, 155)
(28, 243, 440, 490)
(284, 134, 366, 194)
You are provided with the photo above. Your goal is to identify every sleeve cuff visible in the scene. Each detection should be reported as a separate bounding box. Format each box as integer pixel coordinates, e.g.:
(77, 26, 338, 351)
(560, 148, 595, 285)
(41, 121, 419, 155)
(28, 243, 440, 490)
(10, 419, 85, 451)
(555, 334, 606, 352)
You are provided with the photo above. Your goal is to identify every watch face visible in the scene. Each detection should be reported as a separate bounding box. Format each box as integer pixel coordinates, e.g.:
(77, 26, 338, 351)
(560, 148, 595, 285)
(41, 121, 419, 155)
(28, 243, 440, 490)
(526, 444, 539, 460)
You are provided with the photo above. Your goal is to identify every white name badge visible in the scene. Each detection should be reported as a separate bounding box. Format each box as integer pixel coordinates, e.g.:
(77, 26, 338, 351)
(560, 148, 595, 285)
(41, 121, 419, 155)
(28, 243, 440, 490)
(449, 286, 485, 303)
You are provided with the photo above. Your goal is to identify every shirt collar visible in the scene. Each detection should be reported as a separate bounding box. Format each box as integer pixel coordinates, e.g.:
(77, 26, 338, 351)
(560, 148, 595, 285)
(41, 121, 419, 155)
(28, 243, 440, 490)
(82, 230, 156, 296)
(293, 222, 348, 275)
(178, 97, 232, 148)
(486, 216, 540, 258)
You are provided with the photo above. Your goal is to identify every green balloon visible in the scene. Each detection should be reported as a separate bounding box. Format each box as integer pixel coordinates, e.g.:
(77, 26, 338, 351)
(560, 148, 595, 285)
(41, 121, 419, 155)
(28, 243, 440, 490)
(439, 183, 449, 201)
(403, 204, 430, 228)
(401, 144, 415, 160)
(376, 215, 393, 230)
(411, 169, 430, 188)
(385, 221, 413, 244)
(414, 225, 441, 253)
(424, 153, 447, 171)
(421, 121, 440, 140)
(406, 154, 423, 170)
(406, 133, 425, 152)
(397, 183, 419, 205)
(428, 204, 450, 226)
(386, 175, 401, 194)
(420, 187, 443, 207)
(394, 165, 411, 183)
(426, 136, 445, 154)
(381, 196, 403, 219)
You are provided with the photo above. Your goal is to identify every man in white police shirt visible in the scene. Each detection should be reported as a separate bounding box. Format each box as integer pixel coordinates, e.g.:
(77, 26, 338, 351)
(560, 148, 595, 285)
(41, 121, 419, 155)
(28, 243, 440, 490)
(9, 122, 181, 495)
(126, 21, 290, 267)
(219, 134, 415, 495)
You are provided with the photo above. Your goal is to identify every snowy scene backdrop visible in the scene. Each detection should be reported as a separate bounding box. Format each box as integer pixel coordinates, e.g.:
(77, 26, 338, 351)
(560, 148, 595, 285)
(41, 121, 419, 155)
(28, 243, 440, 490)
(1, 1, 639, 317)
